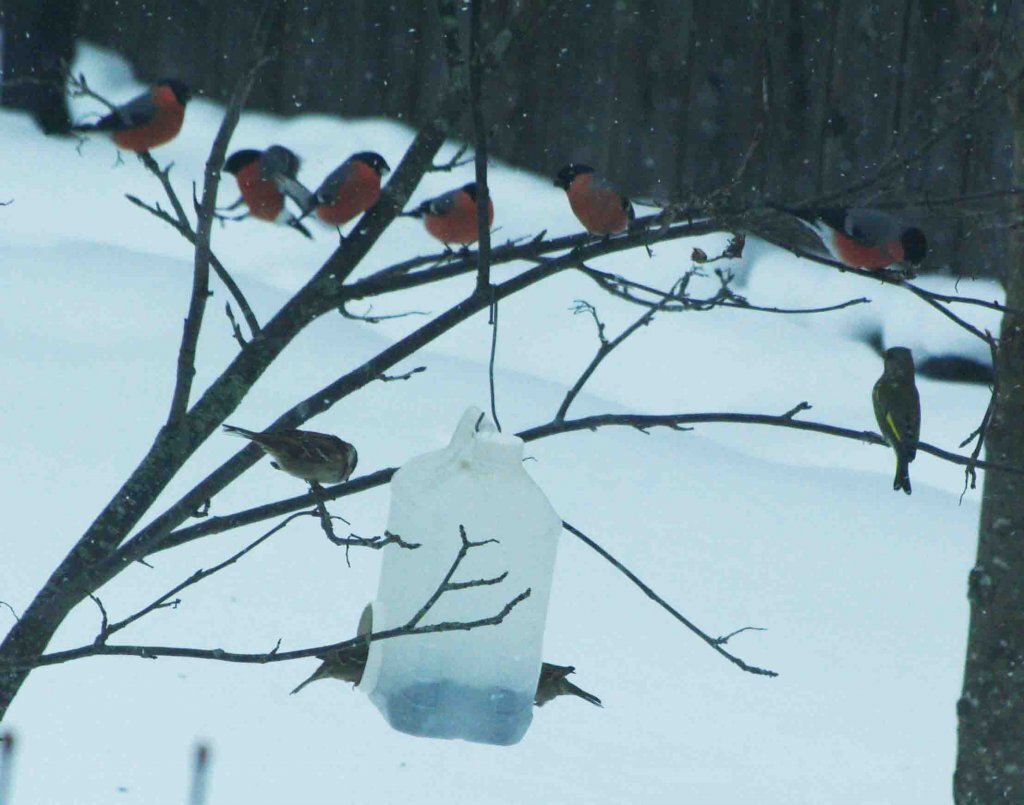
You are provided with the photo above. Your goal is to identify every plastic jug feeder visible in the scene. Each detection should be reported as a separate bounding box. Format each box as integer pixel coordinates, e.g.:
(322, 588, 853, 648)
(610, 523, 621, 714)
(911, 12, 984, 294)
(358, 407, 561, 745)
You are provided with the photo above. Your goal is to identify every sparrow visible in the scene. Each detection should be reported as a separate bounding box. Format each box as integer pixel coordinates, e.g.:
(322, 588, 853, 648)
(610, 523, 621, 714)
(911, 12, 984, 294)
(403, 182, 493, 245)
(293, 626, 603, 709)
(554, 163, 635, 235)
(223, 425, 358, 485)
(222, 146, 315, 238)
(291, 604, 373, 695)
(311, 151, 391, 226)
(783, 206, 927, 269)
(872, 347, 921, 494)
(534, 663, 603, 708)
(72, 79, 190, 152)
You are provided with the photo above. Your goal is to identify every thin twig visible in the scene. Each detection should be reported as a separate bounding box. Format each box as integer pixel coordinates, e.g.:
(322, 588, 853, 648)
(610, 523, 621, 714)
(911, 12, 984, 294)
(225, 303, 247, 348)
(487, 290, 502, 431)
(406, 525, 501, 629)
(25, 541, 529, 671)
(562, 521, 776, 677)
(165, 5, 277, 424)
(469, 0, 492, 295)
(0, 603, 19, 624)
(95, 511, 310, 644)
(555, 294, 668, 422)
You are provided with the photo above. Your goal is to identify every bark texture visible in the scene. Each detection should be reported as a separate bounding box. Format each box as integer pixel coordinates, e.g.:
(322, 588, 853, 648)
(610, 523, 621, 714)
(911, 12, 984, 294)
(953, 80, 1024, 804)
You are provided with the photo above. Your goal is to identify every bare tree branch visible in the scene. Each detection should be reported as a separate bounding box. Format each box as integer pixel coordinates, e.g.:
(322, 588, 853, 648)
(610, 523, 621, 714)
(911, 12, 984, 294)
(22, 537, 530, 672)
(147, 406, 1021, 560)
(469, 0, 492, 295)
(93, 511, 310, 646)
(555, 290, 675, 422)
(166, 9, 278, 425)
(126, 193, 260, 339)
(562, 521, 776, 677)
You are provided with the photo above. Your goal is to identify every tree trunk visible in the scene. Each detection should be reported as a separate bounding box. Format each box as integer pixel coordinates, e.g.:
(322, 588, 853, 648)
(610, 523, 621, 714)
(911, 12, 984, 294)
(953, 82, 1024, 803)
(0, 0, 80, 134)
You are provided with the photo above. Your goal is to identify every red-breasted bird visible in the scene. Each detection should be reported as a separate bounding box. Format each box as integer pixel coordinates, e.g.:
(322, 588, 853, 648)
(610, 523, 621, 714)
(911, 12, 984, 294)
(223, 425, 358, 485)
(72, 79, 191, 152)
(403, 182, 493, 245)
(872, 347, 921, 495)
(222, 146, 315, 238)
(554, 164, 635, 236)
(784, 207, 927, 269)
(311, 151, 391, 226)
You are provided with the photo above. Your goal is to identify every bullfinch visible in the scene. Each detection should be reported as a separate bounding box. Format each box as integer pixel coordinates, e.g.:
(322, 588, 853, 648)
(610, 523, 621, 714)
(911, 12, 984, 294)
(404, 182, 493, 245)
(311, 151, 391, 226)
(872, 347, 921, 495)
(786, 206, 927, 269)
(554, 163, 635, 235)
(222, 146, 315, 238)
(72, 79, 190, 152)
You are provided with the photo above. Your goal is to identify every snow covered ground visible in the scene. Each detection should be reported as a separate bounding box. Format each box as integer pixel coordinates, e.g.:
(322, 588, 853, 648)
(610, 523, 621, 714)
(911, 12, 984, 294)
(0, 45, 999, 804)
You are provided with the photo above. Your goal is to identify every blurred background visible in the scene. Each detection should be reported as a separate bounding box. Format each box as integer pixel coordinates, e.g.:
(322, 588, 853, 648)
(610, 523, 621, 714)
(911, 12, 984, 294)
(1, 0, 1015, 276)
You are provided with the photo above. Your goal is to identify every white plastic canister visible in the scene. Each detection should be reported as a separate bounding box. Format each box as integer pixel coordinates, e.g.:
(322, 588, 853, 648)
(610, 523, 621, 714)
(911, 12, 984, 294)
(358, 408, 561, 744)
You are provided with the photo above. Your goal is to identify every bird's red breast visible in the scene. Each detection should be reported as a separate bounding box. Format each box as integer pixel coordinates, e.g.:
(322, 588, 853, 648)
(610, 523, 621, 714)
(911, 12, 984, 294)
(112, 84, 186, 152)
(234, 161, 284, 221)
(316, 160, 383, 226)
(567, 173, 630, 235)
(425, 190, 493, 245)
(828, 230, 903, 270)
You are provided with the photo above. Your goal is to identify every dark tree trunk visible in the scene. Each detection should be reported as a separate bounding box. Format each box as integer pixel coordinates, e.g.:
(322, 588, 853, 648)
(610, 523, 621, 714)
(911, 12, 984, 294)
(953, 80, 1024, 805)
(0, 0, 80, 134)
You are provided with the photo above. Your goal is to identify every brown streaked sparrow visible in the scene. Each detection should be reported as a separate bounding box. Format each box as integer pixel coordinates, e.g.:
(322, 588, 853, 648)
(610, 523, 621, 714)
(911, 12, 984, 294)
(224, 425, 358, 485)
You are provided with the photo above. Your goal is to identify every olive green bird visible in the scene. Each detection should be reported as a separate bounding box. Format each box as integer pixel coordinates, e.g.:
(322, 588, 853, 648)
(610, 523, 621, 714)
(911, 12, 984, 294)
(872, 347, 921, 495)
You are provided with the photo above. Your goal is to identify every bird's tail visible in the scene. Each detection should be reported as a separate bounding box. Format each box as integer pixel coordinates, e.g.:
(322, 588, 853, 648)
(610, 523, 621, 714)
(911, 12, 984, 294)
(767, 202, 809, 219)
(564, 679, 603, 707)
(893, 455, 912, 495)
(290, 664, 327, 696)
(222, 424, 259, 439)
(276, 176, 317, 216)
(286, 217, 313, 239)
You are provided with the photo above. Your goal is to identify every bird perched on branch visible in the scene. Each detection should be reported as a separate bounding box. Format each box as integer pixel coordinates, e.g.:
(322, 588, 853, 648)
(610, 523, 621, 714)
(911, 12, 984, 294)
(72, 79, 190, 152)
(402, 182, 493, 245)
(554, 164, 635, 236)
(222, 146, 315, 238)
(534, 663, 603, 708)
(779, 206, 926, 269)
(310, 151, 391, 226)
(292, 602, 602, 709)
(291, 604, 373, 695)
(872, 347, 921, 495)
(223, 425, 358, 485)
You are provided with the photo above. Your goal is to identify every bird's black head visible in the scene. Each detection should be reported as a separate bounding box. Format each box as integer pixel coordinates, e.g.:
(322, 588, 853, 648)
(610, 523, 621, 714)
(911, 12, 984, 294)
(461, 182, 480, 200)
(157, 79, 191, 106)
(223, 149, 262, 175)
(901, 227, 927, 264)
(554, 163, 594, 190)
(353, 151, 391, 177)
